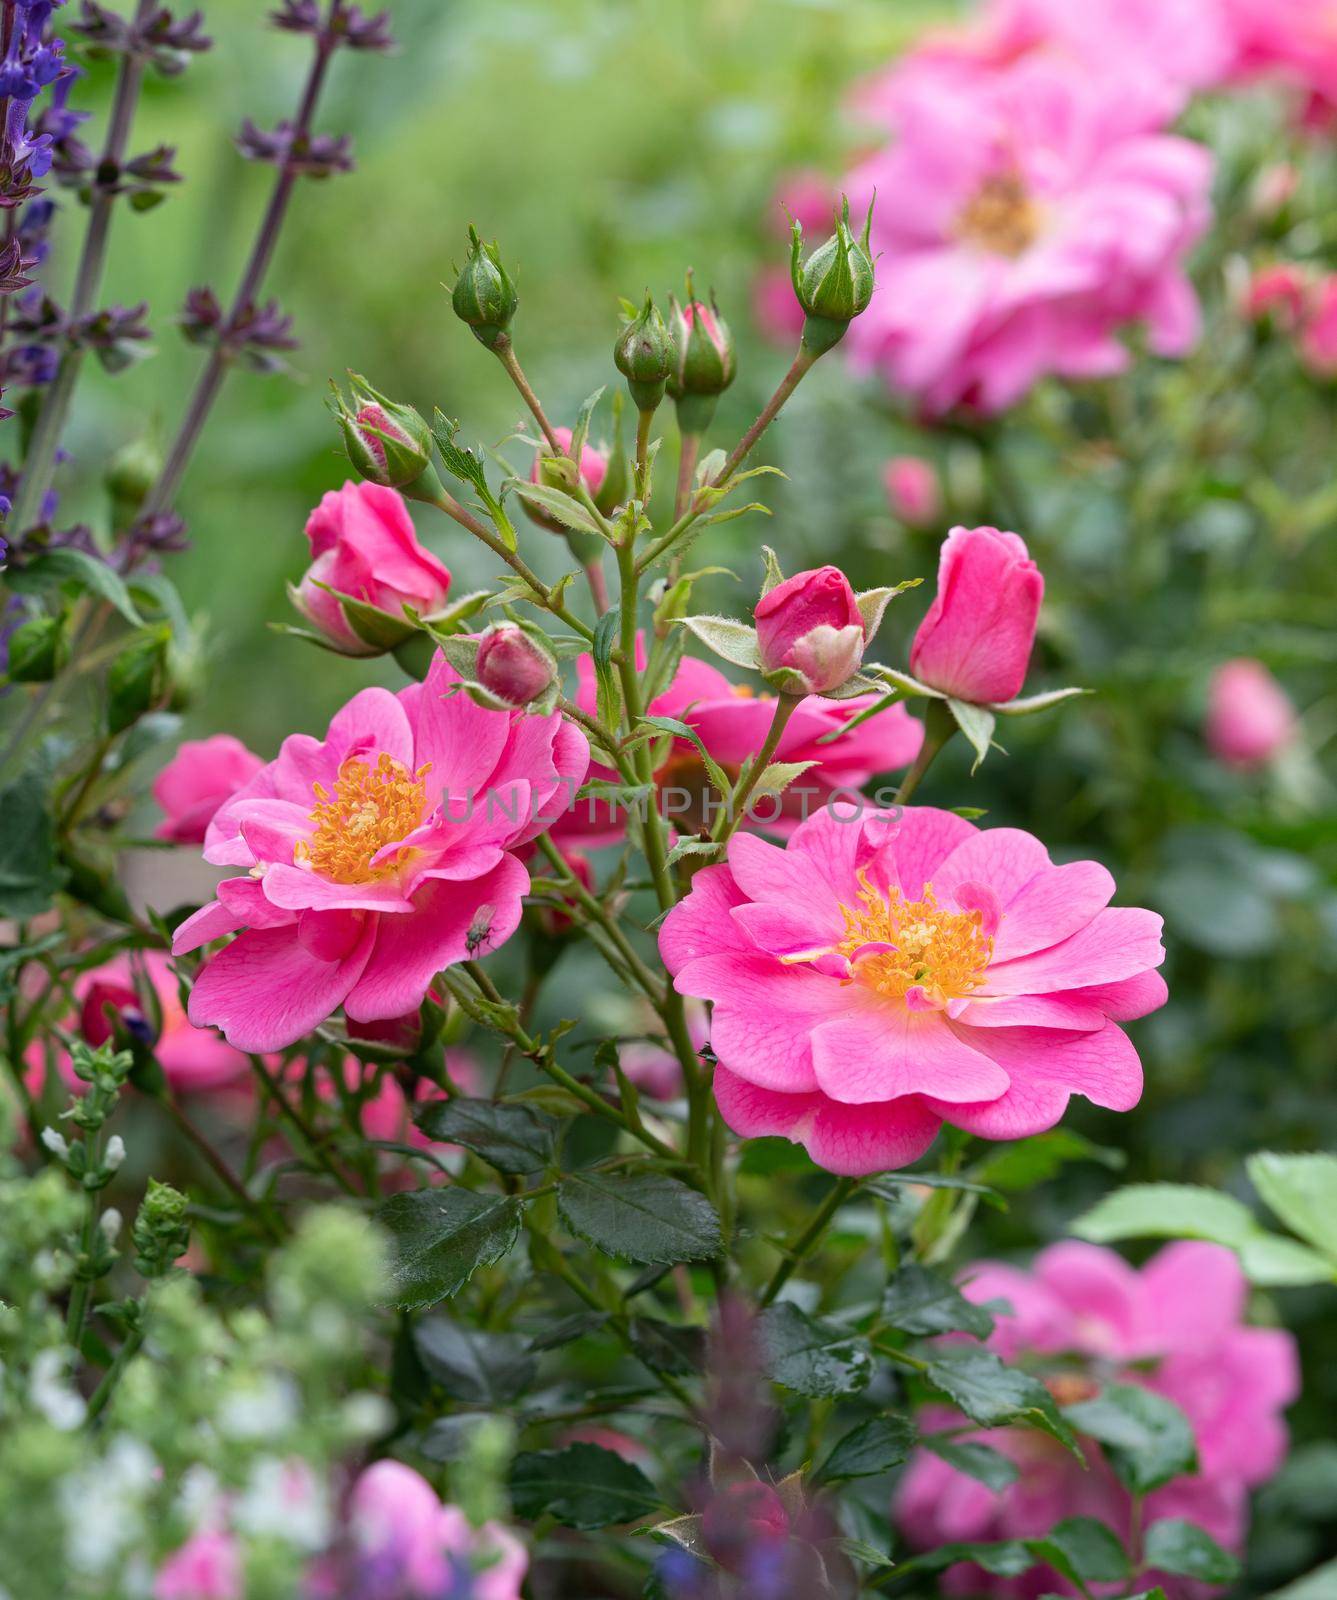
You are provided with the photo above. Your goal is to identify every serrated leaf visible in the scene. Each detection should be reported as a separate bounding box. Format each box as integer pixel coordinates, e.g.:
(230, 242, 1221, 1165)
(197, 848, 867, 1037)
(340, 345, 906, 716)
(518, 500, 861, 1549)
(1035, 1517, 1131, 1586)
(1064, 1383, 1196, 1494)
(948, 697, 997, 772)
(758, 1302, 872, 1399)
(1142, 1519, 1239, 1585)
(926, 1348, 1078, 1454)
(0, 774, 67, 917)
(567, 385, 606, 469)
(922, 1437, 1020, 1492)
(593, 605, 622, 729)
(751, 758, 818, 800)
(679, 613, 761, 669)
(376, 1188, 524, 1310)
(638, 714, 732, 799)
(818, 1413, 916, 1480)
(1246, 1152, 1337, 1262)
(854, 577, 920, 640)
(430, 412, 491, 497)
(883, 1263, 995, 1338)
(414, 1098, 557, 1175)
(556, 1171, 721, 1264)
(510, 1443, 660, 1529)
(413, 1316, 537, 1403)
(513, 480, 603, 536)
(8, 546, 144, 625)
(1237, 1232, 1336, 1286)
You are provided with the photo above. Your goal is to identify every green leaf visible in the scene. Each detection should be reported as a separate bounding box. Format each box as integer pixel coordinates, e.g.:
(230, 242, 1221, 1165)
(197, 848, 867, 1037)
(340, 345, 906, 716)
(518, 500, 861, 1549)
(1266, 1558, 1337, 1598)
(510, 1442, 660, 1529)
(922, 1437, 1019, 1492)
(513, 480, 603, 535)
(947, 697, 997, 772)
(592, 605, 622, 728)
(751, 759, 818, 800)
(925, 1348, 1078, 1454)
(0, 774, 66, 917)
(431, 412, 492, 498)
(883, 1263, 995, 1339)
(7, 546, 144, 625)
(758, 1302, 872, 1399)
(1142, 1520, 1240, 1585)
(413, 1316, 537, 1403)
(1237, 1231, 1337, 1286)
(1035, 1517, 1131, 1586)
(556, 1171, 721, 1264)
(1246, 1151, 1337, 1262)
(973, 1129, 1124, 1192)
(991, 685, 1087, 716)
(853, 577, 921, 640)
(627, 1316, 704, 1378)
(1064, 1383, 1196, 1494)
(818, 1413, 916, 1480)
(1072, 1184, 1256, 1247)
(638, 713, 732, 800)
(679, 614, 761, 670)
(376, 1188, 524, 1310)
(414, 1098, 557, 1175)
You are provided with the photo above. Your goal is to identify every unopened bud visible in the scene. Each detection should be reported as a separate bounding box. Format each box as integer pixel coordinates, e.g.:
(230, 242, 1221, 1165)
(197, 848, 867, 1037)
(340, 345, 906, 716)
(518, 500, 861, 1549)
(330, 376, 434, 489)
(107, 626, 171, 734)
(790, 193, 876, 354)
(755, 564, 866, 695)
(451, 225, 518, 349)
(475, 622, 557, 708)
(614, 292, 674, 412)
(133, 1178, 190, 1277)
(6, 613, 69, 682)
(41, 1127, 70, 1161)
(105, 1135, 126, 1172)
(668, 276, 737, 435)
(105, 435, 162, 527)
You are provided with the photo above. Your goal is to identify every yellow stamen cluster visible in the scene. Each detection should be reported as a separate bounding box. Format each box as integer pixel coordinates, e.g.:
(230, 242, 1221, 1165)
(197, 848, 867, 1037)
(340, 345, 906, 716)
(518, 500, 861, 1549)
(836, 874, 994, 1005)
(294, 752, 430, 884)
(955, 172, 1044, 258)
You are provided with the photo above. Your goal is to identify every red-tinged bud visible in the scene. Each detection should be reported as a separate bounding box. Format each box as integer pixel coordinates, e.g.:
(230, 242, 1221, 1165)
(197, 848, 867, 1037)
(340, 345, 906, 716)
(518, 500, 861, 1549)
(475, 622, 557, 708)
(668, 276, 737, 435)
(330, 375, 434, 489)
(755, 564, 866, 695)
(81, 981, 153, 1050)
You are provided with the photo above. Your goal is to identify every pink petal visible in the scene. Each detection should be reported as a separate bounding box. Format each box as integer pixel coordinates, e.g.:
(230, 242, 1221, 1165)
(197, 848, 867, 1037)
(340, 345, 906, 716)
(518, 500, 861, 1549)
(328, 685, 416, 771)
(811, 1004, 1011, 1106)
(982, 907, 1164, 995)
(726, 831, 846, 929)
(676, 952, 832, 1093)
(1137, 1241, 1246, 1354)
(1032, 1240, 1146, 1360)
(887, 807, 980, 900)
(1066, 968, 1168, 1021)
(172, 894, 249, 955)
(260, 864, 415, 915)
(991, 861, 1117, 963)
(658, 864, 751, 975)
(412, 654, 511, 802)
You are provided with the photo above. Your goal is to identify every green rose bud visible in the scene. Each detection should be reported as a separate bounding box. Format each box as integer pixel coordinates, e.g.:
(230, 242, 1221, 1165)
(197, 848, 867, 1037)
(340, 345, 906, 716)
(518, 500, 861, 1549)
(790, 193, 877, 355)
(329, 374, 435, 491)
(668, 275, 737, 435)
(451, 225, 518, 349)
(614, 291, 674, 412)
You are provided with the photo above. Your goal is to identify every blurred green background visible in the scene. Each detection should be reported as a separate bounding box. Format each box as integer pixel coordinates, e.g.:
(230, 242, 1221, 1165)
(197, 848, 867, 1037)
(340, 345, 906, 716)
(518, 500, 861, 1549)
(50, 0, 953, 741)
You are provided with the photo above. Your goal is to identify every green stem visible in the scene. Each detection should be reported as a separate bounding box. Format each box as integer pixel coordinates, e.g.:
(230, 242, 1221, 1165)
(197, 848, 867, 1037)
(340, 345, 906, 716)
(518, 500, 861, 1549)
(85, 1324, 145, 1423)
(894, 697, 956, 805)
(711, 692, 801, 845)
(534, 833, 663, 1002)
(716, 346, 816, 488)
(65, 1127, 106, 1350)
(492, 334, 563, 453)
(634, 406, 654, 498)
(248, 1055, 360, 1196)
(759, 1176, 859, 1307)
(161, 1097, 281, 1240)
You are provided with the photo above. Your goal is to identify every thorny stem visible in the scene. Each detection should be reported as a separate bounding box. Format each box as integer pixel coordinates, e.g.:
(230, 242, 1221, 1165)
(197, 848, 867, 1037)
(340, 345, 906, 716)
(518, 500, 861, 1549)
(760, 1176, 860, 1307)
(491, 334, 562, 454)
(534, 833, 664, 1003)
(248, 1054, 361, 1196)
(9, 1, 155, 536)
(718, 346, 816, 488)
(710, 692, 801, 845)
(144, 24, 340, 515)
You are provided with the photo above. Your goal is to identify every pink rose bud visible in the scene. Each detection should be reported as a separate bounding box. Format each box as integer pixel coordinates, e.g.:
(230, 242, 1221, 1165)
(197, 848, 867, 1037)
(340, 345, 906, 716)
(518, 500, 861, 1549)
(153, 734, 263, 844)
(1301, 275, 1337, 376)
(1251, 162, 1298, 220)
(476, 622, 557, 707)
(294, 480, 451, 654)
(153, 1530, 242, 1600)
(754, 565, 866, 695)
(526, 425, 608, 531)
(1243, 263, 1313, 330)
(80, 979, 153, 1050)
(883, 456, 941, 527)
(909, 525, 1044, 704)
(1206, 658, 1297, 768)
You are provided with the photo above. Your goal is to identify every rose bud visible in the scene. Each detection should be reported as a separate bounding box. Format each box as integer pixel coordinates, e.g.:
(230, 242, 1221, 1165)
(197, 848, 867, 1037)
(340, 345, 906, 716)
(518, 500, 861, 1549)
(1300, 275, 1337, 377)
(475, 621, 558, 707)
(909, 525, 1044, 704)
(81, 980, 154, 1050)
(883, 455, 941, 528)
(755, 565, 866, 695)
(1243, 263, 1313, 332)
(667, 276, 737, 435)
(1206, 658, 1298, 769)
(614, 291, 674, 413)
(790, 193, 876, 355)
(526, 425, 608, 532)
(153, 734, 264, 844)
(451, 224, 518, 349)
(292, 481, 451, 656)
(330, 375, 434, 489)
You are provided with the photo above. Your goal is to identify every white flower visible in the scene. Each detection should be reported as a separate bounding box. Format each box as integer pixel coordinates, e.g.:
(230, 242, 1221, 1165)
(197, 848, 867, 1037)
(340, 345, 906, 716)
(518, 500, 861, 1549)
(30, 1349, 85, 1431)
(99, 1208, 123, 1244)
(104, 1135, 127, 1172)
(39, 1127, 69, 1160)
(233, 1457, 330, 1551)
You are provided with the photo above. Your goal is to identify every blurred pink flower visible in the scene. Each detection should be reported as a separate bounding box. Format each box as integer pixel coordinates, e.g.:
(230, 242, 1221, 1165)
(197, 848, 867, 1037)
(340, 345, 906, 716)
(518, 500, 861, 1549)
(526, 425, 608, 530)
(910, 526, 1044, 704)
(661, 806, 1165, 1175)
(1226, 0, 1337, 120)
(1299, 275, 1337, 374)
(293, 481, 451, 653)
(153, 1529, 241, 1600)
(896, 1240, 1299, 1599)
(844, 52, 1213, 416)
(154, 736, 264, 845)
(556, 642, 923, 846)
(883, 456, 942, 528)
(1206, 659, 1298, 768)
(1243, 262, 1315, 330)
(173, 652, 588, 1052)
(755, 565, 866, 694)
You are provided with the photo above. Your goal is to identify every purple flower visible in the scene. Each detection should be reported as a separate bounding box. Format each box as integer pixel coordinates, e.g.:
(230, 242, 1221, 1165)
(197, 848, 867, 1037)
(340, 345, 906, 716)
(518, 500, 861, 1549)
(235, 117, 353, 176)
(271, 0, 394, 52)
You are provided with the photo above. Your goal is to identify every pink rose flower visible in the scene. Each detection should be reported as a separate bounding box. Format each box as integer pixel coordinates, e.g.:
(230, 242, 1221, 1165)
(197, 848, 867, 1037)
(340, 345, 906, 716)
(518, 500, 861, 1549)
(526, 426, 608, 531)
(755, 566, 866, 695)
(1243, 262, 1314, 330)
(910, 526, 1044, 704)
(896, 1241, 1299, 1599)
(843, 51, 1213, 416)
(154, 736, 264, 844)
(555, 643, 923, 846)
(294, 481, 452, 653)
(1226, 0, 1337, 119)
(883, 456, 941, 528)
(153, 1529, 241, 1600)
(346, 1461, 527, 1600)
(1205, 658, 1298, 768)
(28, 950, 250, 1096)
(1299, 275, 1337, 375)
(661, 805, 1165, 1176)
(172, 652, 589, 1053)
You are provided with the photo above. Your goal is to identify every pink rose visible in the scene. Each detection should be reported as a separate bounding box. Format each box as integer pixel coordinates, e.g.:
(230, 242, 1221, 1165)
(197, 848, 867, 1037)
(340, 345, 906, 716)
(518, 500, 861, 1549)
(661, 805, 1165, 1176)
(153, 735, 264, 844)
(1300, 275, 1337, 375)
(1243, 263, 1313, 329)
(910, 526, 1044, 704)
(294, 481, 451, 653)
(883, 456, 941, 528)
(755, 566, 866, 695)
(896, 1241, 1299, 1599)
(1205, 658, 1297, 768)
(172, 652, 588, 1053)
(153, 1530, 241, 1600)
(475, 622, 557, 707)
